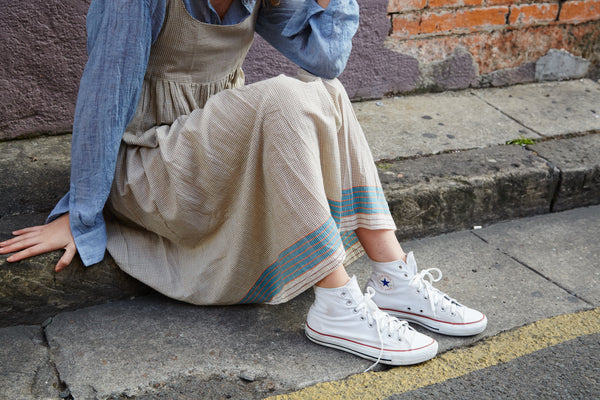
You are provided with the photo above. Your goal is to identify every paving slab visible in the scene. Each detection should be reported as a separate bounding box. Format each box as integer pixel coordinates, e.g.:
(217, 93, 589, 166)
(397, 230, 589, 351)
(379, 145, 559, 240)
(473, 79, 600, 137)
(0, 325, 60, 400)
(0, 213, 150, 328)
(0, 135, 70, 217)
(529, 133, 600, 211)
(474, 205, 600, 306)
(354, 90, 539, 161)
(43, 211, 591, 400)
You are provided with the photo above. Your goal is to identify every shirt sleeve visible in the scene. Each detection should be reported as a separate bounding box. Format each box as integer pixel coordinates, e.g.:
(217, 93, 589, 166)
(47, 0, 164, 266)
(255, 0, 359, 79)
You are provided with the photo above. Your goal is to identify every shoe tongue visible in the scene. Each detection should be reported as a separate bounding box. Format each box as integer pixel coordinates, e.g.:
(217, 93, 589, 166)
(343, 275, 364, 301)
(402, 252, 418, 275)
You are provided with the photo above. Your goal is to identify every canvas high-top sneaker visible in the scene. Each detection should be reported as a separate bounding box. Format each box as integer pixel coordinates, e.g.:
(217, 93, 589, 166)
(367, 252, 487, 336)
(305, 276, 438, 366)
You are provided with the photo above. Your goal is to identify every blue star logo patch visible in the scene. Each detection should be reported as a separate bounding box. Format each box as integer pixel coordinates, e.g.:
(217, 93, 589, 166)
(377, 275, 393, 290)
(381, 278, 391, 287)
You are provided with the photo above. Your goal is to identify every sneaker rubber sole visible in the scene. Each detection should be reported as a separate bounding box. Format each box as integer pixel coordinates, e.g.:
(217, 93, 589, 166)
(380, 308, 488, 336)
(304, 322, 438, 366)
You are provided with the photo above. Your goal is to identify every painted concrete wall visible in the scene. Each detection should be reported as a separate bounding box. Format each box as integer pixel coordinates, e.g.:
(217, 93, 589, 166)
(1, 0, 598, 140)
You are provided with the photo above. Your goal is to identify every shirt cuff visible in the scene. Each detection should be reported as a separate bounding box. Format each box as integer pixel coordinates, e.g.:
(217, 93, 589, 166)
(71, 218, 108, 267)
(46, 192, 70, 223)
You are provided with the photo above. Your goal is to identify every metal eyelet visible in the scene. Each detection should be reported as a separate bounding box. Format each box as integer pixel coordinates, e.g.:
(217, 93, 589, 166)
(346, 300, 353, 306)
(360, 316, 366, 321)
(340, 291, 347, 298)
(353, 308, 358, 313)
(368, 323, 374, 328)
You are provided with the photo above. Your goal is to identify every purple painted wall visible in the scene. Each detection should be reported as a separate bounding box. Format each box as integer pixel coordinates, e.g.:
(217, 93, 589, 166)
(1, 0, 414, 140)
(0, 1, 90, 140)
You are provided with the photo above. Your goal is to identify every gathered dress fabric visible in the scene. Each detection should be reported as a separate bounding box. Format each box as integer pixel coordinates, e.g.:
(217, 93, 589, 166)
(105, 0, 397, 305)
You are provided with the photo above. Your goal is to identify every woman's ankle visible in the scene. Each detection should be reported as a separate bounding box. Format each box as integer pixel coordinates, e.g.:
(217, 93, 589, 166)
(315, 265, 350, 288)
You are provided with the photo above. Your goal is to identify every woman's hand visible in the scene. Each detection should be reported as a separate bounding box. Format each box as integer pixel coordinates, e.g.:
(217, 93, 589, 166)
(0, 213, 77, 272)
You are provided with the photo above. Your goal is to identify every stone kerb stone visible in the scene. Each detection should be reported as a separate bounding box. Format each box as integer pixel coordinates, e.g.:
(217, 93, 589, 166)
(0, 248, 150, 328)
(379, 145, 560, 241)
(529, 134, 600, 211)
(0, 135, 71, 217)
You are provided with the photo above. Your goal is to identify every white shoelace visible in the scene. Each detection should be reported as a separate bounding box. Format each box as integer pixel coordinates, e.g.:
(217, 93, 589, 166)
(408, 268, 464, 319)
(357, 287, 413, 373)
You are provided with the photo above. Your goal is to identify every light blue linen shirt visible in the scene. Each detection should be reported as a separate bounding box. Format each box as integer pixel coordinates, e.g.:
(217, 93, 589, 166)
(48, 0, 359, 266)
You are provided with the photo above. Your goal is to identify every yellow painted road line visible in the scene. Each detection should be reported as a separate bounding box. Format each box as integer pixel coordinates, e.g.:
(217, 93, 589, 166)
(266, 307, 600, 400)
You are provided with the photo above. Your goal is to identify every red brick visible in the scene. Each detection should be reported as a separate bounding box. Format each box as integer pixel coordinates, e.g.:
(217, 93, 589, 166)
(487, 0, 520, 6)
(509, 3, 560, 25)
(457, 6, 510, 29)
(429, 0, 483, 9)
(487, 0, 553, 6)
(420, 7, 509, 33)
(388, 0, 427, 13)
(559, 0, 600, 23)
(391, 13, 422, 38)
(419, 11, 457, 33)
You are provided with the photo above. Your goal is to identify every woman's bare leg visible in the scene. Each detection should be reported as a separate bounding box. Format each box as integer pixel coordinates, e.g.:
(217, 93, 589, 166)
(315, 228, 405, 288)
(355, 228, 406, 263)
(316, 264, 350, 288)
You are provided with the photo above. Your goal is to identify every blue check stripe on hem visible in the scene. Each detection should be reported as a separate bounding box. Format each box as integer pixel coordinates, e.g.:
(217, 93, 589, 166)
(328, 186, 391, 225)
(239, 216, 343, 304)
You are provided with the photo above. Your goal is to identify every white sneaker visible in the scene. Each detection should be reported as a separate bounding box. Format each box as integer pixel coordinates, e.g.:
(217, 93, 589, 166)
(367, 252, 487, 336)
(305, 276, 438, 367)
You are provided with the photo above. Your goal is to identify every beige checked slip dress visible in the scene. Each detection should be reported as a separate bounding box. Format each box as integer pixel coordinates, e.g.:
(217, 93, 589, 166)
(105, 0, 396, 305)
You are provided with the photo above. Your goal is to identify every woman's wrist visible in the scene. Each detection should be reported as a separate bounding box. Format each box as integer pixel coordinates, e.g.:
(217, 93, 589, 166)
(316, 0, 331, 9)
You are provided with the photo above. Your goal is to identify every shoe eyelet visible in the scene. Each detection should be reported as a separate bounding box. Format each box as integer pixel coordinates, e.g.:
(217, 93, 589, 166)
(404, 273, 408, 278)
(346, 300, 353, 306)
(387, 334, 392, 338)
(420, 310, 424, 313)
(416, 289, 420, 293)
(353, 308, 358, 313)
(368, 323, 374, 328)
(360, 316, 366, 321)
(451, 312, 456, 316)
(340, 291, 347, 298)
(441, 307, 445, 311)
(407, 307, 411, 311)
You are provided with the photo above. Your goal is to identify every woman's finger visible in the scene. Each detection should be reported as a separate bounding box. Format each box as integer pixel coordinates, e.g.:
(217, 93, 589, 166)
(11, 226, 42, 236)
(6, 243, 48, 263)
(1, 237, 44, 257)
(55, 244, 77, 272)
(1, 230, 40, 248)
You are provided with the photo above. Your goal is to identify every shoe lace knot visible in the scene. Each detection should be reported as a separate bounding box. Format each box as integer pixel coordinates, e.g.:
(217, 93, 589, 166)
(408, 268, 464, 319)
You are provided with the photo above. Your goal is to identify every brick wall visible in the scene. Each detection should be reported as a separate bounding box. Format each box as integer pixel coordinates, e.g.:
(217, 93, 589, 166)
(386, 0, 600, 89)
